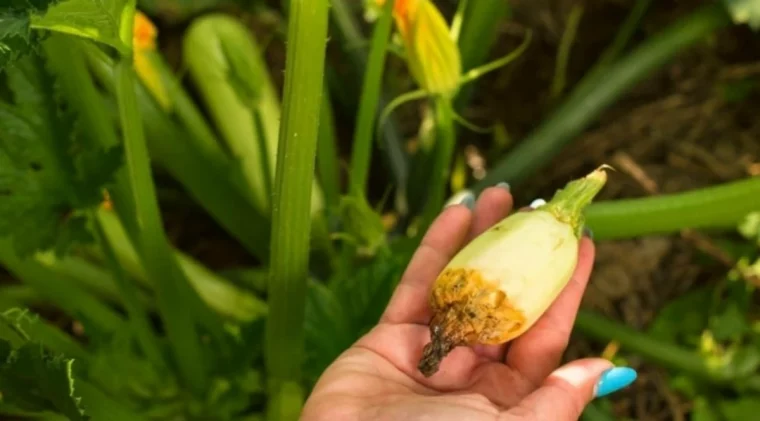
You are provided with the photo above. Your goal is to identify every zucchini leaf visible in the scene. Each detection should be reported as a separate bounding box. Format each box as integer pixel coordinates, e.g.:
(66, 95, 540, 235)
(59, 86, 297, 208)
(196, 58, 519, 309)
(0, 308, 88, 421)
(0, 52, 123, 258)
(0, 1, 62, 70)
(303, 253, 407, 386)
(30, 0, 132, 53)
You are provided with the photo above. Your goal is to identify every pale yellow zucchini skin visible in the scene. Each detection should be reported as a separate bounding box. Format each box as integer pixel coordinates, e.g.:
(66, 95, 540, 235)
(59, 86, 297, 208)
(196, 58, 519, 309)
(419, 166, 609, 377)
(438, 211, 578, 339)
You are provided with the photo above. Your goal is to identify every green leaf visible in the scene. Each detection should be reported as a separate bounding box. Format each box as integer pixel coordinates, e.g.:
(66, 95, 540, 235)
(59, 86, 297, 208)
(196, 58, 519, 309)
(0, 1, 62, 70)
(30, 0, 132, 53)
(722, 0, 760, 30)
(709, 302, 750, 342)
(0, 341, 88, 420)
(648, 286, 711, 344)
(0, 52, 123, 258)
(302, 281, 352, 386)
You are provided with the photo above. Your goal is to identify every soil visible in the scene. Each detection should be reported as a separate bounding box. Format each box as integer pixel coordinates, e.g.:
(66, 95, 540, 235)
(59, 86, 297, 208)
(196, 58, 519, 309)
(2, 0, 759, 419)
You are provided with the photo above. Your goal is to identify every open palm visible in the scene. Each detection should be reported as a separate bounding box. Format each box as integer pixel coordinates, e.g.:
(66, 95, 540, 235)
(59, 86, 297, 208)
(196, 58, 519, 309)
(302, 186, 619, 421)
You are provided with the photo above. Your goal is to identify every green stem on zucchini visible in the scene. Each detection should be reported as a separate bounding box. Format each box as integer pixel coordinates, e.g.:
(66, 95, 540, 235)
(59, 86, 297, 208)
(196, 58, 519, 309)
(471, 3, 731, 191)
(89, 210, 164, 369)
(0, 241, 126, 335)
(419, 98, 457, 232)
(317, 87, 342, 212)
(586, 176, 760, 240)
(265, 0, 330, 418)
(115, 5, 207, 391)
(576, 310, 727, 383)
(349, 0, 395, 197)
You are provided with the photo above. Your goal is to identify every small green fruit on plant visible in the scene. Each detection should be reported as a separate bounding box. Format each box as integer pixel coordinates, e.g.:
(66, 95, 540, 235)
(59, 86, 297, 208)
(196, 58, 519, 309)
(419, 166, 610, 376)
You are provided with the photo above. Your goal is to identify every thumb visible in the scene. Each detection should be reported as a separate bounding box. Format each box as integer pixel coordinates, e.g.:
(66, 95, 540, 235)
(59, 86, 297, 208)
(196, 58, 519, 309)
(505, 359, 637, 421)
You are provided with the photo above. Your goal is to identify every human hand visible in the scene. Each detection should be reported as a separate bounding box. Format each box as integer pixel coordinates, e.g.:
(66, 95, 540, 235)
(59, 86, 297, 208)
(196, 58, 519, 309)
(302, 184, 637, 420)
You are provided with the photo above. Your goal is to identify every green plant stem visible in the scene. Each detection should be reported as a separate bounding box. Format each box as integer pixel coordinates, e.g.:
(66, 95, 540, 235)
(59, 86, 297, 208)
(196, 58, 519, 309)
(94, 208, 267, 323)
(454, 0, 511, 111)
(265, 0, 329, 418)
(116, 10, 207, 389)
(83, 44, 272, 261)
(90, 210, 164, 369)
(591, 0, 654, 73)
(420, 99, 457, 231)
(317, 87, 341, 211)
(586, 176, 760, 239)
(0, 242, 126, 334)
(0, 286, 43, 309)
(35, 251, 150, 306)
(145, 50, 225, 163)
(329, 0, 409, 211)
(551, 4, 584, 100)
(575, 310, 724, 383)
(471, 3, 731, 192)
(349, 0, 395, 197)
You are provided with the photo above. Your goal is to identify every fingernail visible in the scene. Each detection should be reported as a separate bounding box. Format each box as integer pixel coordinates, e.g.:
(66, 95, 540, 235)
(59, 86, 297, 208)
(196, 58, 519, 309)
(529, 198, 546, 209)
(594, 367, 637, 398)
(495, 182, 510, 191)
(460, 193, 475, 209)
(445, 190, 475, 210)
(583, 226, 594, 239)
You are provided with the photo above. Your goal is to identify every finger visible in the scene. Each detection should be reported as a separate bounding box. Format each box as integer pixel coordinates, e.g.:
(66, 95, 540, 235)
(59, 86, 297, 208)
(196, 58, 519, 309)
(380, 201, 474, 325)
(465, 184, 513, 361)
(503, 360, 635, 421)
(505, 236, 596, 385)
(466, 184, 513, 242)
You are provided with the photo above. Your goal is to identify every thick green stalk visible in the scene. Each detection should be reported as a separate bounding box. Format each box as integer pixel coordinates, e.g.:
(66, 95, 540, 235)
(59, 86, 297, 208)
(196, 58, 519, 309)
(116, 7, 206, 390)
(586, 176, 760, 239)
(265, 0, 329, 418)
(471, 3, 731, 192)
(420, 99, 457, 231)
(348, 0, 395, 197)
(576, 310, 725, 383)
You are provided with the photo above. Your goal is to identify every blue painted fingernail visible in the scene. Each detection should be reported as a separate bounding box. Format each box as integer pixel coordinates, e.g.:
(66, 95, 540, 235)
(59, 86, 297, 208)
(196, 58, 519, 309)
(594, 367, 637, 398)
(529, 198, 546, 209)
(445, 191, 475, 209)
(460, 193, 476, 209)
(495, 182, 510, 191)
(583, 226, 594, 239)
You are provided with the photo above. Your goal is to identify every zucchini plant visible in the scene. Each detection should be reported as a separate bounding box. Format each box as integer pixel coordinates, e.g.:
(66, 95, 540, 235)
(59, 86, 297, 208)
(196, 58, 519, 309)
(0, 0, 758, 420)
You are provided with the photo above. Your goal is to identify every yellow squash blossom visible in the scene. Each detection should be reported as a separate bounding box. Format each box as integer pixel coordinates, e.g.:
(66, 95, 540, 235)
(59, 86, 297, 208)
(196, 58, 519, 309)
(133, 11, 171, 111)
(379, 0, 461, 98)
